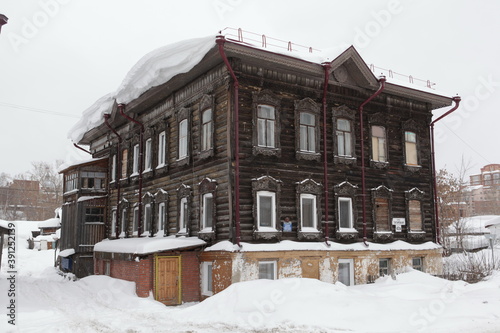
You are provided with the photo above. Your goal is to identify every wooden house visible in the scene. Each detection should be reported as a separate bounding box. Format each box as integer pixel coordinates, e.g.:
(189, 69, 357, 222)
(58, 157, 108, 277)
(67, 30, 457, 304)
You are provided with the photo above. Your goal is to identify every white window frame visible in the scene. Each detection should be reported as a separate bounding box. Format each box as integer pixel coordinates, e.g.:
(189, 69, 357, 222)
(201, 108, 213, 151)
(120, 208, 127, 238)
(142, 204, 151, 236)
(157, 131, 166, 168)
(412, 257, 424, 271)
(104, 261, 111, 276)
(201, 261, 213, 296)
(179, 119, 188, 159)
(379, 258, 391, 276)
(133, 206, 139, 235)
(338, 197, 354, 230)
(144, 138, 152, 172)
(179, 197, 188, 233)
(111, 155, 116, 182)
(299, 111, 316, 152)
(201, 193, 213, 231)
(132, 144, 140, 175)
(336, 118, 352, 157)
(300, 193, 317, 230)
(405, 131, 418, 166)
(257, 191, 276, 230)
(371, 125, 387, 162)
(258, 260, 277, 280)
(157, 202, 165, 234)
(110, 209, 117, 238)
(257, 104, 276, 148)
(338, 258, 354, 286)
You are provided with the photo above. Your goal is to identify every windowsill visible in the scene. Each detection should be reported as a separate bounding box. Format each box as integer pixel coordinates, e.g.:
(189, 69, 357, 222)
(176, 157, 189, 166)
(370, 160, 389, 169)
(404, 164, 422, 173)
(142, 168, 153, 174)
(296, 151, 321, 161)
(199, 228, 214, 233)
(130, 172, 139, 178)
(408, 230, 425, 234)
(156, 163, 166, 169)
(202, 291, 213, 297)
(334, 155, 357, 165)
(336, 228, 358, 242)
(253, 228, 281, 241)
(253, 146, 281, 157)
(339, 227, 358, 233)
(301, 227, 320, 233)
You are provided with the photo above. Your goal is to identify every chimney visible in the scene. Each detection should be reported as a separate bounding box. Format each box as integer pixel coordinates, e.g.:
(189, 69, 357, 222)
(0, 15, 8, 33)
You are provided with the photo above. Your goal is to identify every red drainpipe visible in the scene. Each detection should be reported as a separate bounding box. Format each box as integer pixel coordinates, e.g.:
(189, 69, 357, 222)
(321, 63, 331, 246)
(359, 77, 386, 247)
(118, 103, 145, 237)
(216, 35, 241, 248)
(430, 96, 461, 244)
(104, 113, 122, 239)
(73, 143, 91, 155)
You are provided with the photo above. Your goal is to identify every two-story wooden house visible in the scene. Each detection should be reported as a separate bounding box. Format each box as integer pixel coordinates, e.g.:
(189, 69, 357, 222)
(66, 30, 457, 304)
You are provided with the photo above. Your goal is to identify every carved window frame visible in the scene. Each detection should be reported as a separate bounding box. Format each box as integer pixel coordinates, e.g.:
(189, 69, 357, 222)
(369, 113, 389, 169)
(119, 198, 129, 238)
(155, 189, 168, 236)
(198, 178, 217, 242)
(142, 192, 154, 237)
(177, 184, 192, 236)
(252, 175, 282, 240)
(252, 90, 282, 157)
(334, 181, 359, 241)
(402, 119, 422, 173)
(295, 178, 323, 240)
(176, 107, 190, 166)
(405, 188, 426, 242)
(199, 94, 215, 160)
(295, 98, 321, 161)
(155, 119, 168, 173)
(332, 105, 357, 165)
(371, 185, 394, 242)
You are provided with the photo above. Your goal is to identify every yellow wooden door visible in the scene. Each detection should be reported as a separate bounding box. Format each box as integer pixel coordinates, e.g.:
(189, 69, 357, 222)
(155, 256, 181, 305)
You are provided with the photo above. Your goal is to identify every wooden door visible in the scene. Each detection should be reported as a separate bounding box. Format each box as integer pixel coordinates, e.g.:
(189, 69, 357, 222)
(155, 256, 181, 305)
(301, 257, 320, 279)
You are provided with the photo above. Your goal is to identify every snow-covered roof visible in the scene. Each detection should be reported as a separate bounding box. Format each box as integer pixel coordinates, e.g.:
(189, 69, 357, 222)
(59, 248, 75, 257)
(37, 218, 61, 229)
(446, 215, 500, 234)
(204, 240, 441, 252)
(58, 157, 107, 173)
(77, 195, 107, 203)
(94, 235, 206, 255)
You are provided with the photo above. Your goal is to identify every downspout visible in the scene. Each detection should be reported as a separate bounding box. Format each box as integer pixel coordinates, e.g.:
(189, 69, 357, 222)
(118, 103, 145, 237)
(73, 143, 91, 155)
(430, 96, 461, 244)
(104, 113, 122, 239)
(321, 63, 331, 246)
(359, 76, 386, 247)
(216, 35, 241, 248)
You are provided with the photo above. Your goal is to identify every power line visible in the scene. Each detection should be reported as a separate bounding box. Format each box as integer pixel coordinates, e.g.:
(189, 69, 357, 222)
(0, 101, 80, 119)
(441, 122, 492, 165)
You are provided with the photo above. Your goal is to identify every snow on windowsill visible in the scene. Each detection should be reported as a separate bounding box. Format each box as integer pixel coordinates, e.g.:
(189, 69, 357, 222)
(143, 168, 152, 174)
(256, 227, 279, 232)
(338, 228, 358, 233)
(199, 228, 214, 234)
(300, 227, 320, 233)
(156, 163, 166, 169)
(58, 248, 75, 257)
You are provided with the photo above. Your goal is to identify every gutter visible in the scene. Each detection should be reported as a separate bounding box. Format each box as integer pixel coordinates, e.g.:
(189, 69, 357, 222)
(73, 143, 91, 155)
(118, 103, 145, 237)
(104, 113, 122, 239)
(358, 77, 386, 246)
(430, 96, 461, 244)
(321, 63, 331, 246)
(216, 35, 241, 248)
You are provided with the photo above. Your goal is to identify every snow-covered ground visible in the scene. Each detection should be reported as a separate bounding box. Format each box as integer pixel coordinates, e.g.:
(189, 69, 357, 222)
(1, 220, 500, 333)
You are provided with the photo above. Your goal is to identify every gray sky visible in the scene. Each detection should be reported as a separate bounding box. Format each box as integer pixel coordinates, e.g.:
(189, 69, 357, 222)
(1, 0, 498, 178)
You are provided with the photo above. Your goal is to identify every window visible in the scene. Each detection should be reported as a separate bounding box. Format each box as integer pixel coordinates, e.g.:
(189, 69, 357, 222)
(374, 198, 390, 231)
(121, 149, 128, 178)
(338, 259, 354, 286)
(132, 144, 140, 175)
(408, 200, 422, 231)
(158, 202, 165, 234)
(144, 138, 152, 171)
(300, 194, 317, 229)
(257, 191, 276, 229)
(110, 209, 117, 237)
(371, 125, 387, 162)
(201, 193, 213, 231)
(104, 261, 111, 276)
(81, 172, 106, 189)
(120, 208, 127, 237)
(85, 207, 104, 223)
(157, 131, 166, 167)
(179, 197, 188, 233)
(405, 131, 418, 165)
(412, 257, 423, 271)
(258, 261, 277, 280)
(133, 206, 139, 235)
(143, 204, 151, 236)
(338, 197, 353, 229)
(179, 119, 188, 159)
(64, 172, 78, 192)
(299, 112, 316, 152)
(201, 262, 213, 296)
(336, 118, 352, 157)
(201, 108, 213, 151)
(379, 258, 391, 276)
(111, 155, 116, 182)
(257, 105, 275, 148)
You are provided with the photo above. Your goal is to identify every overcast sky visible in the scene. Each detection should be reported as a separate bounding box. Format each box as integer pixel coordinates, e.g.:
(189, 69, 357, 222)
(1, 0, 498, 178)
